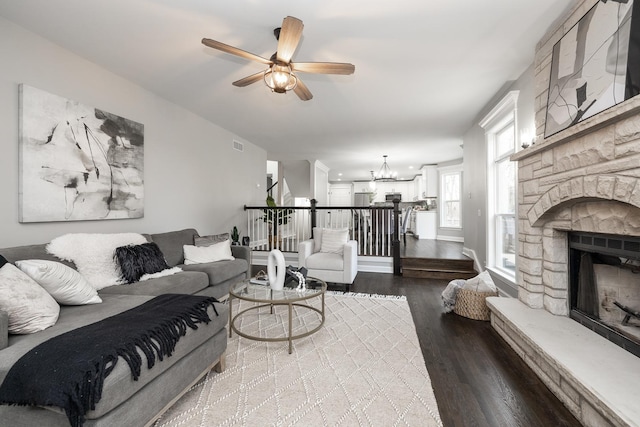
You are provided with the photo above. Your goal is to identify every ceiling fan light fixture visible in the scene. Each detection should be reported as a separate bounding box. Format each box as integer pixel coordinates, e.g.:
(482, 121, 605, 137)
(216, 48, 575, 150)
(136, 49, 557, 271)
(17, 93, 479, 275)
(264, 63, 298, 93)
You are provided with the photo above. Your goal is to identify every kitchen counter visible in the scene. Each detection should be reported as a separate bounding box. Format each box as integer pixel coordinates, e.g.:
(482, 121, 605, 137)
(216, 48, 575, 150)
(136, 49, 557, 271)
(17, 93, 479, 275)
(412, 210, 437, 239)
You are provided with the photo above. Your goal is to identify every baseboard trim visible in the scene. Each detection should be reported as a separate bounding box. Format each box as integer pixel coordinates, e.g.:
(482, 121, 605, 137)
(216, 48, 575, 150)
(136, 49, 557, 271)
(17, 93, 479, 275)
(251, 252, 393, 274)
(436, 235, 464, 243)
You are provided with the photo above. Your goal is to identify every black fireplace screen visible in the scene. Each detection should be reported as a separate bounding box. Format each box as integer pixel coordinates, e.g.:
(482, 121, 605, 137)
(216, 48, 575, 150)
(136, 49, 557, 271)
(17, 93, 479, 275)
(569, 232, 640, 357)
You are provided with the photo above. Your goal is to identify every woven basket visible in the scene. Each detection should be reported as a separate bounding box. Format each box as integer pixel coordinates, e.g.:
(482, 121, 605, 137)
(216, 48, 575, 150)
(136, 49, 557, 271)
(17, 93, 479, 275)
(453, 288, 498, 321)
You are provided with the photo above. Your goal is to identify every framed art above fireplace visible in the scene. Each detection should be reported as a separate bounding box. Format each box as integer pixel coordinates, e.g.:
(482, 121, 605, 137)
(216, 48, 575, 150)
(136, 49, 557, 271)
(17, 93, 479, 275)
(544, 0, 640, 138)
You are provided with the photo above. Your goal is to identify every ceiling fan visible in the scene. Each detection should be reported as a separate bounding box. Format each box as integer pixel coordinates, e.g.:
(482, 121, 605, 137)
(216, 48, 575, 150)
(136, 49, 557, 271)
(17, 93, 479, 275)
(201, 16, 355, 101)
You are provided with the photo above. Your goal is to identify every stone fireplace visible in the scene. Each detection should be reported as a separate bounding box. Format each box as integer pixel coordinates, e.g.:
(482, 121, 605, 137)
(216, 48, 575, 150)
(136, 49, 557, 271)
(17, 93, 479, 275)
(486, 1, 640, 426)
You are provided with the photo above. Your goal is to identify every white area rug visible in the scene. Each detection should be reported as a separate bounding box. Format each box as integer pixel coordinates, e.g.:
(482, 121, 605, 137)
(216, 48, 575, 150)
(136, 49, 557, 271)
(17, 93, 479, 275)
(154, 292, 443, 427)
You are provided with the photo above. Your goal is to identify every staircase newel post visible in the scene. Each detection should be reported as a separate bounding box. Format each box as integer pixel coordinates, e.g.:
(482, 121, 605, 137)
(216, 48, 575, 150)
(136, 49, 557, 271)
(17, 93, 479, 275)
(392, 198, 401, 276)
(310, 199, 317, 239)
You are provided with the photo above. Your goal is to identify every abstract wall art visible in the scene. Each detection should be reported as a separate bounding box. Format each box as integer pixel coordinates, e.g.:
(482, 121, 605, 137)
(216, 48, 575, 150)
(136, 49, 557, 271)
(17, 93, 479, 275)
(545, 0, 640, 138)
(19, 85, 144, 222)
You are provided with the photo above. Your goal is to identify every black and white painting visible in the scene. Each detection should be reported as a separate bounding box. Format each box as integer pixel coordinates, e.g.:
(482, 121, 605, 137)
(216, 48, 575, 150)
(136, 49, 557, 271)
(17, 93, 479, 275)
(545, 0, 640, 138)
(19, 85, 144, 222)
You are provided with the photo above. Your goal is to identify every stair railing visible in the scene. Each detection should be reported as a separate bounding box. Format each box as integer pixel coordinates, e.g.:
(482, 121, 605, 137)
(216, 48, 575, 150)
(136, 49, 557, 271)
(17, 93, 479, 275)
(244, 199, 401, 275)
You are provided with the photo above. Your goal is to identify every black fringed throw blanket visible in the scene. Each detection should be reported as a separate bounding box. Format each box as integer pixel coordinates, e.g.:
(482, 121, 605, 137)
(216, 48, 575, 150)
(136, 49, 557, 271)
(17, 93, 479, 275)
(0, 294, 219, 427)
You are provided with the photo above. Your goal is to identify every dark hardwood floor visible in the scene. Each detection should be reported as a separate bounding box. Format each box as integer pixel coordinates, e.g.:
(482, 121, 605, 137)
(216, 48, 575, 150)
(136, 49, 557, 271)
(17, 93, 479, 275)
(346, 272, 581, 427)
(252, 238, 580, 427)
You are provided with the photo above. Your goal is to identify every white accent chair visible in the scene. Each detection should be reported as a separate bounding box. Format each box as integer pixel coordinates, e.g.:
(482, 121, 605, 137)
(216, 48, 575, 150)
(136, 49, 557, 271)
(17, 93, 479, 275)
(298, 227, 358, 289)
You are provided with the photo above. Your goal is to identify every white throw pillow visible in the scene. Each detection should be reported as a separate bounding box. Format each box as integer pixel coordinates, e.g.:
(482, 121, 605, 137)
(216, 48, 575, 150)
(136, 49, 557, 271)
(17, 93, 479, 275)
(320, 228, 349, 255)
(0, 263, 60, 334)
(47, 233, 148, 290)
(15, 260, 102, 305)
(183, 239, 235, 264)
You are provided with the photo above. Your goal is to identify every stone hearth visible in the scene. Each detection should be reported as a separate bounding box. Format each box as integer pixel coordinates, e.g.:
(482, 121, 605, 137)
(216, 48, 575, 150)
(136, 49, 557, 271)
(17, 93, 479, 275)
(487, 1, 640, 426)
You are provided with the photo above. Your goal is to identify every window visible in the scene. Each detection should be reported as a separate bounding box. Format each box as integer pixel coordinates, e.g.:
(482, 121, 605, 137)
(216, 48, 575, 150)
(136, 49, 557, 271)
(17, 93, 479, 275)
(440, 169, 462, 228)
(479, 91, 519, 282)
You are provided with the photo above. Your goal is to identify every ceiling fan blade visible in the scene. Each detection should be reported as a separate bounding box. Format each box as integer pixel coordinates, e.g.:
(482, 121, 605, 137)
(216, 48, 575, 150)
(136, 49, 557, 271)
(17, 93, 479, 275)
(232, 71, 264, 87)
(293, 78, 313, 101)
(276, 16, 304, 63)
(292, 62, 355, 75)
(202, 38, 272, 65)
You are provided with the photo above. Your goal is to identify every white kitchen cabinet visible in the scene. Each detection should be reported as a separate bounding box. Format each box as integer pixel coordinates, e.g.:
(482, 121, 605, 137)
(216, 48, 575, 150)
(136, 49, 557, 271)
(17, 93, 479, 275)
(422, 166, 438, 198)
(413, 210, 437, 239)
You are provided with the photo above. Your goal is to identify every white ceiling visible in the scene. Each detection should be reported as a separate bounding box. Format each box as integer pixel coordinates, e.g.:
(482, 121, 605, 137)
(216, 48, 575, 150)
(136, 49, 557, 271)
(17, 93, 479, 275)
(0, 0, 576, 182)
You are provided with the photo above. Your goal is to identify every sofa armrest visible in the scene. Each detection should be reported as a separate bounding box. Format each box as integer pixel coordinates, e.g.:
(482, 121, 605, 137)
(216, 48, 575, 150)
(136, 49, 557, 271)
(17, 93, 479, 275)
(231, 245, 251, 279)
(231, 245, 250, 263)
(298, 240, 314, 268)
(0, 309, 8, 350)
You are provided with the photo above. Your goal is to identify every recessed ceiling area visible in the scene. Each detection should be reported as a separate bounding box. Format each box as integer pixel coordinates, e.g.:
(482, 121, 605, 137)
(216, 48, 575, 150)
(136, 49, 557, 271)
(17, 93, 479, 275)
(0, 0, 576, 182)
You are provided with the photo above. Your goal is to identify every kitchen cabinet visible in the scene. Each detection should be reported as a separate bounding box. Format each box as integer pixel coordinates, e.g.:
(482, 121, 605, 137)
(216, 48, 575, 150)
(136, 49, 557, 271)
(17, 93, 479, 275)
(422, 166, 438, 198)
(413, 210, 437, 239)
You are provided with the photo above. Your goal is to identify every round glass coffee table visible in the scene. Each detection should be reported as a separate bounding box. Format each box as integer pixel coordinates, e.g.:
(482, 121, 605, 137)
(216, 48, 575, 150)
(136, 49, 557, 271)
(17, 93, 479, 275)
(228, 278, 326, 354)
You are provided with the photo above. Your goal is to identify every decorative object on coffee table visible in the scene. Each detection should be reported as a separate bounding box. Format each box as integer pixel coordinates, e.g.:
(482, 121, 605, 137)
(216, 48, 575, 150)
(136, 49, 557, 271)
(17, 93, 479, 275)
(267, 249, 285, 290)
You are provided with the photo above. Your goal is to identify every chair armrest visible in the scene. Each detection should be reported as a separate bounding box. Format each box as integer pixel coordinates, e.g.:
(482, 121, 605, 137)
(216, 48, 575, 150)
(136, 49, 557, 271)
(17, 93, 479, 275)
(298, 240, 314, 268)
(343, 240, 358, 284)
(0, 309, 8, 350)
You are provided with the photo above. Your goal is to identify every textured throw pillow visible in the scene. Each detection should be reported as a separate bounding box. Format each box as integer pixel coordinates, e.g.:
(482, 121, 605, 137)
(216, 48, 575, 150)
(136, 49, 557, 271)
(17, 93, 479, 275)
(320, 228, 349, 255)
(183, 239, 235, 264)
(15, 260, 102, 305)
(194, 233, 230, 247)
(46, 233, 148, 290)
(0, 263, 60, 334)
(114, 242, 171, 284)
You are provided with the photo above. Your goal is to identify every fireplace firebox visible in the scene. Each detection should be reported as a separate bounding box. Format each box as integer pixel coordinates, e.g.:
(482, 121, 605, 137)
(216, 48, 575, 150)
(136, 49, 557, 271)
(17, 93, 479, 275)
(569, 232, 640, 357)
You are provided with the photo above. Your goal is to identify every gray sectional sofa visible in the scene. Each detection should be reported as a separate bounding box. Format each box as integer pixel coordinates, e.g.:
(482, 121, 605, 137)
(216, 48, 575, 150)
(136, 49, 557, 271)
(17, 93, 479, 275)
(0, 228, 250, 427)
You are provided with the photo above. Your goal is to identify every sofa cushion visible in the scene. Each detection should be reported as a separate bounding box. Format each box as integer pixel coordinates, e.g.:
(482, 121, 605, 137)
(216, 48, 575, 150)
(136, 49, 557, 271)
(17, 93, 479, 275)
(15, 260, 102, 305)
(305, 252, 345, 271)
(0, 294, 228, 420)
(181, 258, 249, 286)
(149, 229, 199, 267)
(0, 244, 76, 269)
(194, 233, 230, 247)
(98, 271, 209, 296)
(0, 263, 60, 334)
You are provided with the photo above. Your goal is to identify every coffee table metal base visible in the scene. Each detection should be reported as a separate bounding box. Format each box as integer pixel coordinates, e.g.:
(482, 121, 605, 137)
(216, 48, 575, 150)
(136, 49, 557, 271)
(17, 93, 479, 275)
(228, 297, 325, 354)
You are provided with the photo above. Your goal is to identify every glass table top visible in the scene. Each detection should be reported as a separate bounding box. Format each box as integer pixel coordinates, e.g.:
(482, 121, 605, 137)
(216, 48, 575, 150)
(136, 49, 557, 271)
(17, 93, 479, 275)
(229, 278, 326, 303)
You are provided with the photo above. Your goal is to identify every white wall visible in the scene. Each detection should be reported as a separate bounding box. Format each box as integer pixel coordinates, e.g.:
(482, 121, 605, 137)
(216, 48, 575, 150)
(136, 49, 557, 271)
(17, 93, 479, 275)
(463, 63, 536, 296)
(0, 17, 267, 247)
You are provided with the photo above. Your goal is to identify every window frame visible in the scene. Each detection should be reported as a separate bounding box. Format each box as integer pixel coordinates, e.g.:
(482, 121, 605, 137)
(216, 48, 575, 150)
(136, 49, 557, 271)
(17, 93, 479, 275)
(438, 166, 463, 230)
(479, 91, 519, 283)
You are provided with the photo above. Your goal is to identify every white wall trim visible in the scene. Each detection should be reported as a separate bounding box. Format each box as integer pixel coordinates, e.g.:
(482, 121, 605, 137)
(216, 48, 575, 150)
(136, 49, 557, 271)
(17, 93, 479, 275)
(436, 235, 464, 243)
(251, 252, 393, 274)
(462, 246, 483, 274)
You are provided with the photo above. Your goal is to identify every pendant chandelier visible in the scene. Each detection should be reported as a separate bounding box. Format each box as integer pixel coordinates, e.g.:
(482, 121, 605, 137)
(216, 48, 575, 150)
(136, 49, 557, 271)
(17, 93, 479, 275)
(375, 155, 397, 181)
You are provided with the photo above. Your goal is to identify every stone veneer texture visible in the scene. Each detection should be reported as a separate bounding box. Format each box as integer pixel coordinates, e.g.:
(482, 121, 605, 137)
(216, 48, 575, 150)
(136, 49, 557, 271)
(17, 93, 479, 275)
(513, 0, 640, 316)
